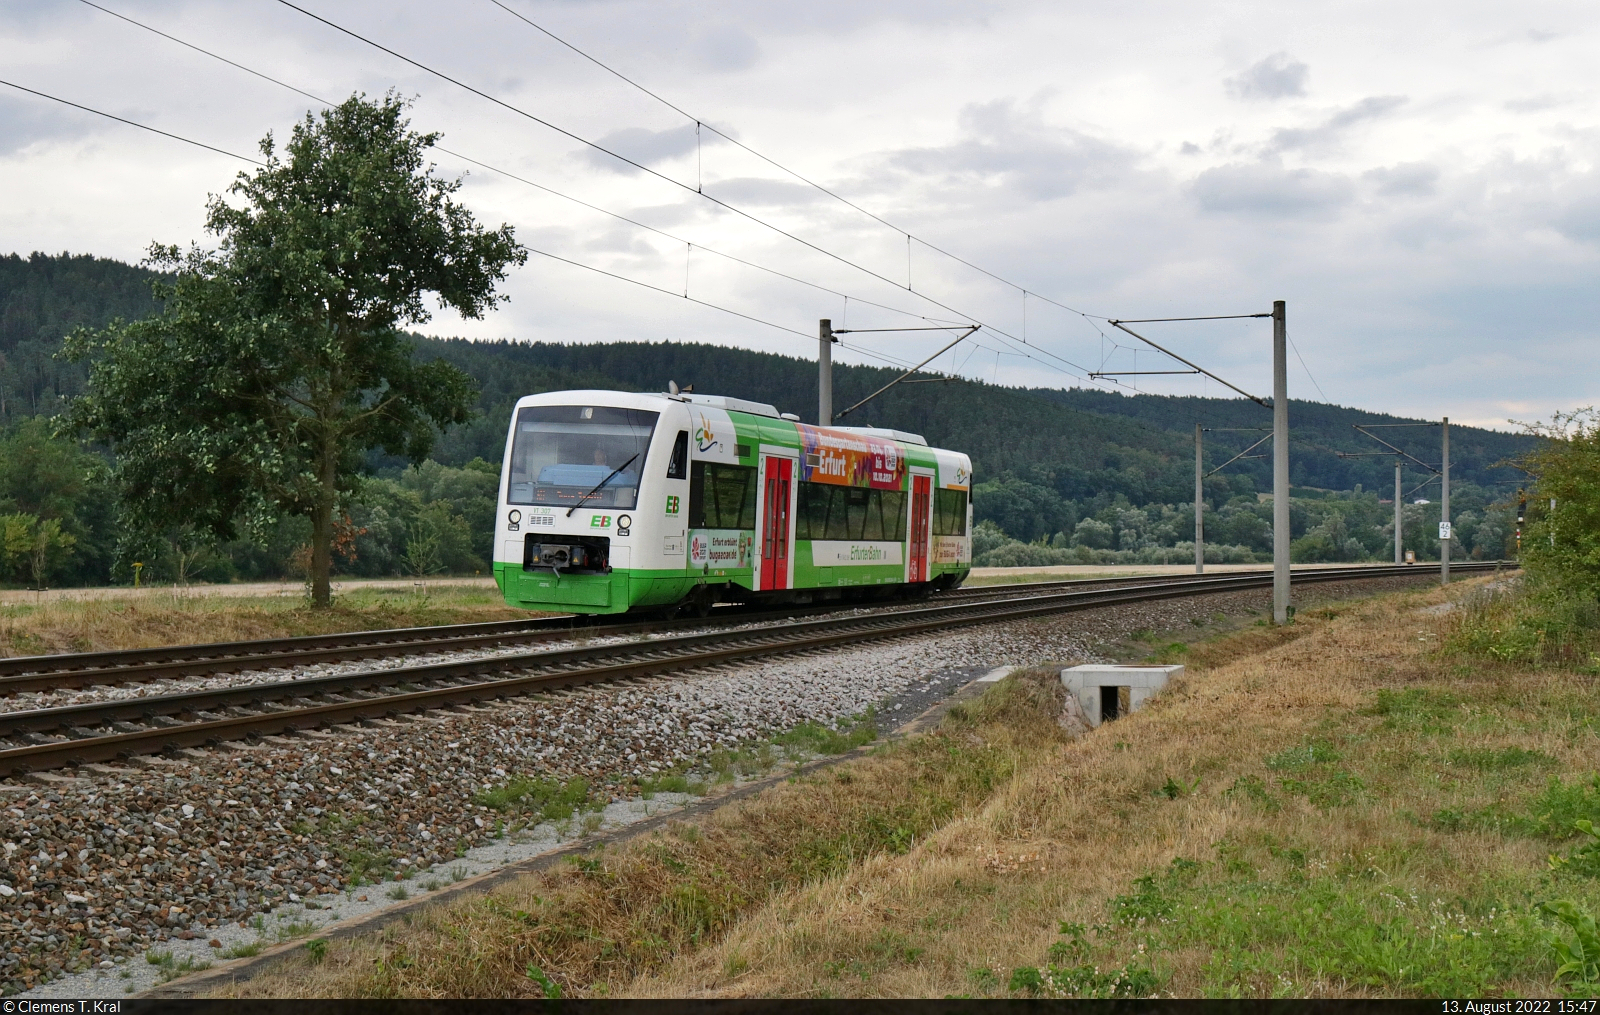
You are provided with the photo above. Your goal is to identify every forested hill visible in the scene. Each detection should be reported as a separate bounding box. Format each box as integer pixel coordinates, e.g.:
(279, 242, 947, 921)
(1, 250, 1535, 506)
(0, 252, 162, 418)
(414, 338, 1532, 499)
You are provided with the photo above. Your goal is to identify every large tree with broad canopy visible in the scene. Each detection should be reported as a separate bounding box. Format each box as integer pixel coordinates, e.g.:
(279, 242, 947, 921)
(66, 93, 526, 606)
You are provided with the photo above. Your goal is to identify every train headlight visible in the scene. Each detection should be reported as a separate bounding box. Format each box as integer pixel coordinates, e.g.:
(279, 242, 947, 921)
(507, 510, 521, 531)
(617, 514, 632, 529)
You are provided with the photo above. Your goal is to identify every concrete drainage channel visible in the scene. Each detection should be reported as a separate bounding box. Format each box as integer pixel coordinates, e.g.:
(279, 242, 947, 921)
(1061, 664, 1182, 726)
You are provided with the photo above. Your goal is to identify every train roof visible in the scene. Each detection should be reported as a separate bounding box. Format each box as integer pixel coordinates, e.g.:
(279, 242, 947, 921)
(832, 426, 927, 446)
(680, 393, 785, 418)
(513, 389, 940, 455)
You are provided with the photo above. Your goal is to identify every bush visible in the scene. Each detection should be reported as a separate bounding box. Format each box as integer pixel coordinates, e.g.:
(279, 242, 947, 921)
(1448, 580, 1600, 668)
(1518, 408, 1600, 599)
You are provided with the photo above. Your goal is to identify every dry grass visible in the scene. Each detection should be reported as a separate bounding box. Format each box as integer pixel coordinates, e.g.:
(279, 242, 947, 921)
(220, 580, 1600, 998)
(0, 584, 539, 657)
(227, 683, 1055, 999)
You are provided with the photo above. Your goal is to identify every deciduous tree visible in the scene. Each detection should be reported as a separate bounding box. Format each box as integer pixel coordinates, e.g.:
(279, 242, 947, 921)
(64, 93, 526, 606)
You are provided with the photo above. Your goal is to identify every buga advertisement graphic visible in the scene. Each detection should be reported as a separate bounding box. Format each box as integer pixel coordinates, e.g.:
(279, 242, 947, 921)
(690, 530, 751, 569)
(795, 424, 907, 491)
(933, 536, 971, 565)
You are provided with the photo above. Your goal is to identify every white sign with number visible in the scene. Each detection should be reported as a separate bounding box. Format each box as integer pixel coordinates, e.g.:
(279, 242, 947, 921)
(1438, 521, 1452, 540)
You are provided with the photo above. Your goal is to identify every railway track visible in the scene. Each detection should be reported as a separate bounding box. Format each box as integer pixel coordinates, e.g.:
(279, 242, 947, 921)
(0, 563, 1497, 692)
(0, 573, 1145, 691)
(0, 561, 1507, 778)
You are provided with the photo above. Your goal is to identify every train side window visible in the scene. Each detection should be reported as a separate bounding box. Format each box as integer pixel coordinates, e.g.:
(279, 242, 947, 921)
(933, 489, 968, 536)
(689, 461, 757, 528)
(666, 430, 689, 480)
(796, 482, 908, 540)
(879, 490, 907, 541)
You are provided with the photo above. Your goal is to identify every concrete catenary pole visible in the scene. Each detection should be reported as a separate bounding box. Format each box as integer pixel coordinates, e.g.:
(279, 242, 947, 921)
(1394, 461, 1403, 564)
(818, 319, 834, 426)
(1194, 424, 1204, 574)
(1272, 301, 1290, 624)
(1441, 416, 1450, 584)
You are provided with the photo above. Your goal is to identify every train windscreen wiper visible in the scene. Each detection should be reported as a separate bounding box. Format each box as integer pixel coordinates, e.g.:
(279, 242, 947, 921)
(567, 453, 639, 517)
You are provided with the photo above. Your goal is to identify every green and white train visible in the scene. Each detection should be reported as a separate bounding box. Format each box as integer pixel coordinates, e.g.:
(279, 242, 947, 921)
(493, 389, 973, 615)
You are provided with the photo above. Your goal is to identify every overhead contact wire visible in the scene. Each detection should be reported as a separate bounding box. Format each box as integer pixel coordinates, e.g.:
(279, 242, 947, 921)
(0, 78, 264, 165)
(486, 0, 1107, 322)
(273, 1, 1142, 389)
(74, 0, 952, 329)
(527, 248, 811, 339)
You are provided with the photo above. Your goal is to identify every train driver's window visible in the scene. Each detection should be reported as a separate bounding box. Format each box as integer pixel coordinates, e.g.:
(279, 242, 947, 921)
(666, 430, 689, 480)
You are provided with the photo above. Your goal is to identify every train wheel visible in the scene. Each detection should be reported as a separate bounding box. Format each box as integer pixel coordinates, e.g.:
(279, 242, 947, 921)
(683, 586, 715, 619)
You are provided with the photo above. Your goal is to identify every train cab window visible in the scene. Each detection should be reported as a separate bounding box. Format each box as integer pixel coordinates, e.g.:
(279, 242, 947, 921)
(689, 461, 757, 529)
(933, 489, 968, 536)
(507, 405, 658, 509)
(666, 430, 689, 480)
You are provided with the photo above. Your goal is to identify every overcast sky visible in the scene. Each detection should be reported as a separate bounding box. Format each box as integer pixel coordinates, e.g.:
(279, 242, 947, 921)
(3, 0, 1597, 428)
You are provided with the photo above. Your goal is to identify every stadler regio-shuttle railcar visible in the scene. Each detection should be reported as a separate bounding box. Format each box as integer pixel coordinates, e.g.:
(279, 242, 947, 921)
(492, 389, 973, 615)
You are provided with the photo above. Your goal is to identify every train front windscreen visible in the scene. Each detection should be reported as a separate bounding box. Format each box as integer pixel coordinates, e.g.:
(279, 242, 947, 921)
(507, 405, 659, 509)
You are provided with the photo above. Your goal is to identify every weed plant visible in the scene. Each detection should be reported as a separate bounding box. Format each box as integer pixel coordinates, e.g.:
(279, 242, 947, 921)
(1447, 580, 1600, 668)
(474, 775, 597, 822)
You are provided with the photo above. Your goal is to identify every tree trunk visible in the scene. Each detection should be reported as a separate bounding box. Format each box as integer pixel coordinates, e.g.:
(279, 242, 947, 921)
(310, 431, 337, 608)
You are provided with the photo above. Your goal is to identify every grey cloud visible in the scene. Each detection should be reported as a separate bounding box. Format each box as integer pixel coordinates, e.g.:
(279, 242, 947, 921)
(1551, 175, 1600, 246)
(1191, 160, 1354, 217)
(885, 98, 1136, 200)
(0, 90, 102, 158)
(0, 0, 66, 30)
(1364, 162, 1439, 197)
(706, 177, 824, 206)
(689, 26, 761, 72)
(582, 227, 663, 257)
(1270, 95, 1407, 153)
(1226, 53, 1308, 101)
(583, 122, 707, 171)
(1505, 94, 1573, 113)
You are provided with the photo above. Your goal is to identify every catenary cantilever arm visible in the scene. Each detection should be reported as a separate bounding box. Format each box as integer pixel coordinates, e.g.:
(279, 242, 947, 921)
(1106, 321, 1270, 407)
(835, 326, 980, 420)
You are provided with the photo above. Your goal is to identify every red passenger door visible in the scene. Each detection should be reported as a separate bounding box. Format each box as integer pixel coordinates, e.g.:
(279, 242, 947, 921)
(910, 474, 931, 583)
(760, 457, 792, 590)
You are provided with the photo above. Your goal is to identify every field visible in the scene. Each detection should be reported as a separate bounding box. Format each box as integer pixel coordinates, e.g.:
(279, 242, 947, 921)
(0, 567, 1101, 657)
(0, 581, 532, 658)
(214, 575, 1600, 998)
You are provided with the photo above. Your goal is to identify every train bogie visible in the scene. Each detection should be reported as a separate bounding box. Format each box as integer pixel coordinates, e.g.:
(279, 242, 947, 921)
(493, 389, 972, 614)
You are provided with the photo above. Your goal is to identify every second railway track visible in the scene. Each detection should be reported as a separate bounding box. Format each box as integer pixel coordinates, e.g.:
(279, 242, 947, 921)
(0, 563, 1501, 691)
(0, 561, 1507, 778)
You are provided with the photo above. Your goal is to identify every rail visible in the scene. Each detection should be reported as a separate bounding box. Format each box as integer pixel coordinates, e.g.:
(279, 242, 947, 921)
(0, 560, 1509, 777)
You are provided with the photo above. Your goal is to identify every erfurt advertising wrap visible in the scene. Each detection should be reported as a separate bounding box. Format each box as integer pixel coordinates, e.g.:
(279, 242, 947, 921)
(690, 529, 751, 569)
(933, 535, 971, 565)
(811, 541, 905, 566)
(796, 424, 907, 490)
